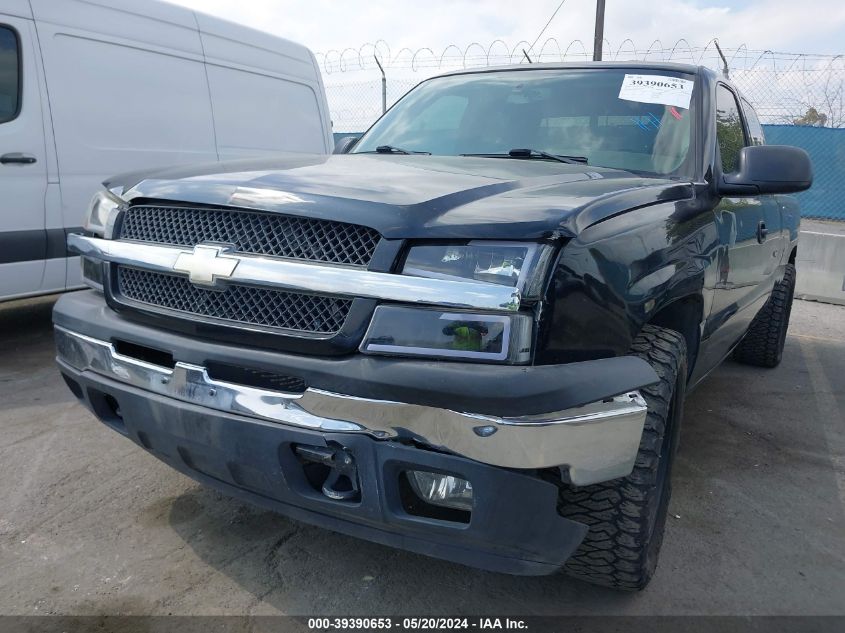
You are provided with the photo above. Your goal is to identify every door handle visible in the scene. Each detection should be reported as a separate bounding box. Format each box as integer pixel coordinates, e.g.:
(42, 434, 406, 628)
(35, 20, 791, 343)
(757, 220, 769, 243)
(0, 152, 37, 165)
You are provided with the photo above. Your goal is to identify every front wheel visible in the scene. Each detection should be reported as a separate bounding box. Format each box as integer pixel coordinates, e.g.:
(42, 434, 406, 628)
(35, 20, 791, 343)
(557, 324, 687, 591)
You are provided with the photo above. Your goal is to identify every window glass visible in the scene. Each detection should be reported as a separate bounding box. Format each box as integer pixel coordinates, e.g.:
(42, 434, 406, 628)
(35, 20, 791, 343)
(415, 95, 468, 132)
(0, 26, 19, 123)
(742, 98, 766, 146)
(354, 69, 697, 177)
(716, 85, 746, 173)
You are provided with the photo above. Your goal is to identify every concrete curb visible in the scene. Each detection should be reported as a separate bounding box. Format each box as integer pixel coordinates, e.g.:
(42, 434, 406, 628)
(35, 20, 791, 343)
(796, 229, 845, 306)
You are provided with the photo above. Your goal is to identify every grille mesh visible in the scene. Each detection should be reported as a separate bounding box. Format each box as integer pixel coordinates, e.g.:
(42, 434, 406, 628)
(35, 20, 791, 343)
(119, 205, 380, 266)
(205, 363, 307, 393)
(117, 267, 351, 334)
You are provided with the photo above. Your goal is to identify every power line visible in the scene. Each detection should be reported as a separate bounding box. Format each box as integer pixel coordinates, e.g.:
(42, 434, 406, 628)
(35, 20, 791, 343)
(528, 0, 568, 54)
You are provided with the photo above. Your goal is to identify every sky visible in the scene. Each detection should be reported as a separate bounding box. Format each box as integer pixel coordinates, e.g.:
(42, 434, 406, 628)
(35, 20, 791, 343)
(169, 0, 845, 60)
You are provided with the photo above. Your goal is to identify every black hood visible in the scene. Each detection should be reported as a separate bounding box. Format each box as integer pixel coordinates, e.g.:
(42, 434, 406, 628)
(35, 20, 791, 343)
(107, 154, 694, 239)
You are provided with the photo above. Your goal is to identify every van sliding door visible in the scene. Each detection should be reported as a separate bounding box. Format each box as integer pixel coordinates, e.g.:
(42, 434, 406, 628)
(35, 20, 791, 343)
(0, 17, 49, 301)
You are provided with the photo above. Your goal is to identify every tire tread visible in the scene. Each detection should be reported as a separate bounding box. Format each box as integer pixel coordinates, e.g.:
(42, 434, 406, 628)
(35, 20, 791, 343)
(733, 264, 796, 368)
(559, 324, 686, 591)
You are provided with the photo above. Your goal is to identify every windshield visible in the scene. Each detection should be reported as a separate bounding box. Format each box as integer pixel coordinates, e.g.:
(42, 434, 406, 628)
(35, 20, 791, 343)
(353, 68, 697, 176)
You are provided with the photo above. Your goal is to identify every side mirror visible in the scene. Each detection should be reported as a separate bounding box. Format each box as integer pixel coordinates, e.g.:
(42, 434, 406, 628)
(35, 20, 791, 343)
(720, 145, 813, 195)
(334, 136, 359, 154)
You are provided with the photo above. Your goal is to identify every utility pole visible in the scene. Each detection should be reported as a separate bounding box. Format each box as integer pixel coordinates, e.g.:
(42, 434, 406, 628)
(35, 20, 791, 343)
(593, 0, 606, 61)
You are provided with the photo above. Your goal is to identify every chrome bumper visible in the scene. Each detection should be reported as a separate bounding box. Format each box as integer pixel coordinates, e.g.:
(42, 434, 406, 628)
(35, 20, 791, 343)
(56, 326, 648, 486)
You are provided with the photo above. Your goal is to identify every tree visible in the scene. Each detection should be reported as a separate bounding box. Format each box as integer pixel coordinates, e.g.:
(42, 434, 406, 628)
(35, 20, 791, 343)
(793, 106, 828, 127)
(794, 75, 844, 128)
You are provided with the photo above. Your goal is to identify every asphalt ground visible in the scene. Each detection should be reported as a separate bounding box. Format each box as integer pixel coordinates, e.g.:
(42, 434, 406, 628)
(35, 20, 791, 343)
(0, 292, 843, 616)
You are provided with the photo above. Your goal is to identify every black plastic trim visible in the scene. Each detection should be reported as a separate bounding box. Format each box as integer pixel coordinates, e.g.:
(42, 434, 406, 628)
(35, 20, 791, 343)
(0, 229, 44, 263)
(0, 227, 84, 264)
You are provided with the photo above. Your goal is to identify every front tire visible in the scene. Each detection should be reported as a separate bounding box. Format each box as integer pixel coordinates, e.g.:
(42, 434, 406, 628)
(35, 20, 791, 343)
(558, 324, 687, 591)
(733, 263, 796, 368)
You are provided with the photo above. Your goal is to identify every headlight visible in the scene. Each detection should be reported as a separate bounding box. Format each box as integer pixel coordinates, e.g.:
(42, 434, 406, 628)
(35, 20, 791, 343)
(402, 241, 554, 298)
(361, 305, 533, 364)
(365, 241, 553, 363)
(80, 188, 122, 292)
(84, 189, 123, 236)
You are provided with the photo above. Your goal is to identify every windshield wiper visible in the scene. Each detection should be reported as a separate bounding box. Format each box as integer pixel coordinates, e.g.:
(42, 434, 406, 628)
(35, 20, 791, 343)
(461, 149, 588, 164)
(366, 145, 431, 155)
(510, 148, 587, 164)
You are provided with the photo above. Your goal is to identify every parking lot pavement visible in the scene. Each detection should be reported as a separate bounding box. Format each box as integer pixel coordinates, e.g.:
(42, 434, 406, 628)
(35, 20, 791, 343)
(0, 292, 843, 616)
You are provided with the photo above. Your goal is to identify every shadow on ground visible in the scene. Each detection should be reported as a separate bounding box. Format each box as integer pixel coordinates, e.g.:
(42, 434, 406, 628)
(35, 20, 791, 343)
(165, 485, 636, 615)
(0, 295, 56, 351)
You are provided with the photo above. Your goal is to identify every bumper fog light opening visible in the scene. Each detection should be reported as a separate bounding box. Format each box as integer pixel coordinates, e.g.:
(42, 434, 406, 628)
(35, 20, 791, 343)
(406, 469, 473, 512)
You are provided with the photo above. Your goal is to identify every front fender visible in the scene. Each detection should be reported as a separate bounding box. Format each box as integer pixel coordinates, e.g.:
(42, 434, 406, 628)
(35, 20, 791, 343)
(536, 199, 719, 364)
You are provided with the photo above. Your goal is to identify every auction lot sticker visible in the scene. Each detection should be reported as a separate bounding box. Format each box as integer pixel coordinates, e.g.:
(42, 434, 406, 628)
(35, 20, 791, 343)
(618, 74, 694, 109)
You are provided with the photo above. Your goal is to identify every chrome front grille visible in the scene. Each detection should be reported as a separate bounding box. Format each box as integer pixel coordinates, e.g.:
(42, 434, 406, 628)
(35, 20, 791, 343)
(110, 204, 380, 337)
(117, 267, 351, 334)
(119, 205, 380, 266)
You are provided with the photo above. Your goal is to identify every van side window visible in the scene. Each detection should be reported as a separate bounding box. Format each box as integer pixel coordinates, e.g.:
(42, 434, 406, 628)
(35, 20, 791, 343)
(741, 98, 766, 146)
(0, 26, 20, 123)
(715, 85, 746, 173)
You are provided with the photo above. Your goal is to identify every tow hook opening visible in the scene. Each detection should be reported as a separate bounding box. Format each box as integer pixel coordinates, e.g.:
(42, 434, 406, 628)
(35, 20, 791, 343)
(87, 389, 127, 435)
(294, 443, 361, 502)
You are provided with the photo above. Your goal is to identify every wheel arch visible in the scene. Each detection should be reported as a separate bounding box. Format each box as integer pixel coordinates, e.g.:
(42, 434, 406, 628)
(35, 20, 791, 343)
(645, 294, 702, 380)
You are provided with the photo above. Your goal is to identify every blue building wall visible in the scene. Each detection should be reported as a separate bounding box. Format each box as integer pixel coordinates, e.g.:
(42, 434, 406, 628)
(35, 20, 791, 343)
(762, 125, 844, 222)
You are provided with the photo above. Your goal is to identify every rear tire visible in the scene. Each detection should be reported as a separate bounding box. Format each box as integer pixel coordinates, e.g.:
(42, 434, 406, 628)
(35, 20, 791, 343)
(733, 264, 796, 368)
(558, 324, 687, 591)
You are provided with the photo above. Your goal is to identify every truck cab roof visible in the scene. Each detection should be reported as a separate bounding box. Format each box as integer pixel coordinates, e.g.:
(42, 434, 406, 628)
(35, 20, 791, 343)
(431, 60, 723, 88)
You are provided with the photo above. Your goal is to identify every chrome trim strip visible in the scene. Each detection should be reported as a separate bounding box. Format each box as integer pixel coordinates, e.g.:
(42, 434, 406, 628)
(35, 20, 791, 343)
(67, 234, 521, 312)
(56, 326, 648, 485)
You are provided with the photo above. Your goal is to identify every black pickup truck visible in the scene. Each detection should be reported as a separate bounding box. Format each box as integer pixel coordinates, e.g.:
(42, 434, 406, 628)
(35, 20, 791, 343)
(54, 62, 812, 590)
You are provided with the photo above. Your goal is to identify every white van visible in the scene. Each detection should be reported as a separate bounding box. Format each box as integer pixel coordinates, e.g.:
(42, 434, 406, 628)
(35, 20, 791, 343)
(0, 0, 332, 301)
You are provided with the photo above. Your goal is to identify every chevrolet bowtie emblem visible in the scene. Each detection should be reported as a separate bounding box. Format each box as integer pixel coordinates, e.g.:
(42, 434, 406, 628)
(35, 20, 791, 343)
(173, 244, 239, 287)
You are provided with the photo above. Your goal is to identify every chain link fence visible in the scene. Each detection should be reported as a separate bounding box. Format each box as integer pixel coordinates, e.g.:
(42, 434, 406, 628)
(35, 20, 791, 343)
(320, 39, 844, 221)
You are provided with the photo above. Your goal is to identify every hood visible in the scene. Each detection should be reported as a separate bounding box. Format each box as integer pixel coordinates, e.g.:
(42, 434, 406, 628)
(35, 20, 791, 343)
(107, 154, 695, 239)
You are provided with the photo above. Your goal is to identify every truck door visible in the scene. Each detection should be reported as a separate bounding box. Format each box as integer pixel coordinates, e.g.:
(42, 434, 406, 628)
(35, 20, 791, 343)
(741, 96, 786, 285)
(704, 84, 775, 360)
(0, 17, 48, 300)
